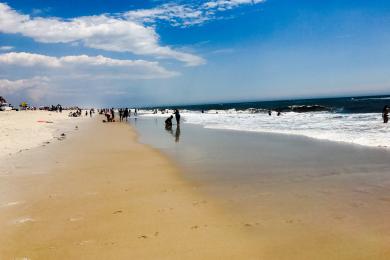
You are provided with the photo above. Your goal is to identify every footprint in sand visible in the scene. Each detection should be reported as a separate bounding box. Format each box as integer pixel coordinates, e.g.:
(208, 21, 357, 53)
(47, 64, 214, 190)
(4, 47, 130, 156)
(78, 240, 95, 246)
(12, 217, 35, 224)
(69, 216, 84, 222)
(1, 201, 25, 208)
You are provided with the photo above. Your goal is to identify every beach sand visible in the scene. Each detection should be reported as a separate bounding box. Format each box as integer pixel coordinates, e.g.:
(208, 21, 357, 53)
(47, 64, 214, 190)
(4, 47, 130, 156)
(0, 118, 262, 259)
(0, 110, 86, 159)
(2, 115, 390, 259)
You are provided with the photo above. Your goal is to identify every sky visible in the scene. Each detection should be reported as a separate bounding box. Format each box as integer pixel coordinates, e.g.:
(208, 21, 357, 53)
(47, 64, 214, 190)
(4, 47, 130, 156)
(1, 0, 390, 107)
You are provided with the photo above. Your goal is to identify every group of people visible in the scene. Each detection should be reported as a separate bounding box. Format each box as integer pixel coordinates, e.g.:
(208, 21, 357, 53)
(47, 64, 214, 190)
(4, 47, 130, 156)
(118, 108, 130, 122)
(100, 108, 137, 122)
(69, 108, 94, 117)
(165, 109, 181, 128)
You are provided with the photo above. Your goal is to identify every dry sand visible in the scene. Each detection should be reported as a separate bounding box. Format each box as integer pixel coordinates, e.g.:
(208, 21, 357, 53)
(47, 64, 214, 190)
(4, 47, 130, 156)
(0, 118, 262, 259)
(0, 110, 86, 159)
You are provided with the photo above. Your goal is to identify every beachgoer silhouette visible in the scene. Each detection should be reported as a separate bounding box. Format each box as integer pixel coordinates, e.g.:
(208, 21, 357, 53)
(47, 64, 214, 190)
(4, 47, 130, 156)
(268, 110, 272, 116)
(174, 109, 181, 125)
(165, 115, 173, 128)
(110, 108, 115, 121)
(119, 108, 123, 122)
(123, 108, 129, 121)
(383, 105, 389, 123)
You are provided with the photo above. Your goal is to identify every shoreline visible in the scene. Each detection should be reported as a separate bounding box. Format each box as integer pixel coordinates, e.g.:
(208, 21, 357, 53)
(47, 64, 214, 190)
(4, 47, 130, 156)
(131, 116, 390, 259)
(0, 117, 262, 259)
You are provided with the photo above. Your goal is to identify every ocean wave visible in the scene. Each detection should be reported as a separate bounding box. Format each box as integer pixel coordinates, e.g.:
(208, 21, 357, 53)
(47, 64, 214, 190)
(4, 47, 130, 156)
(140, 110, 390, 148)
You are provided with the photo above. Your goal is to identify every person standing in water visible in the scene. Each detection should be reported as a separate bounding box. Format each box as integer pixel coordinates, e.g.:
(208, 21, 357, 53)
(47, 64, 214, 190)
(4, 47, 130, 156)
(119, 108, 123, 122)
(383, 105, 389, 123)
(123, 108, 129, 122)
(174, 109, 181, 125)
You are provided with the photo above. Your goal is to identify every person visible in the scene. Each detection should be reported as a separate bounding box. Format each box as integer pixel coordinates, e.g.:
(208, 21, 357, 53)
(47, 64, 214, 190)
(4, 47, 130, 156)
(174, 109, 181, 125)
(165, 115, 173, 128)
(123, 108, 129, 122)
(90, 109, 93, 117)
(268, 110, 272, 116)
(119, 108, 123, 122)
(85, 110, 88, 116)
(383, 105, 389, 123)
(105, 112, 111, 122)
(110, 108, 115, 121)
(277, 111, 281, 116)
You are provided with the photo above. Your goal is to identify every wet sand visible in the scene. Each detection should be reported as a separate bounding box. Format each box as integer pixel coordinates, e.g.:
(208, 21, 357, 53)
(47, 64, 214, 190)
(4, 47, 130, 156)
(133, 117, 390, 259)
(0, 118, 262, 259)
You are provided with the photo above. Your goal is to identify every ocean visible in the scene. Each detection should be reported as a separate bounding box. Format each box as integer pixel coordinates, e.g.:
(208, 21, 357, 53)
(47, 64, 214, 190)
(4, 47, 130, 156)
(139, 95, 390, 148)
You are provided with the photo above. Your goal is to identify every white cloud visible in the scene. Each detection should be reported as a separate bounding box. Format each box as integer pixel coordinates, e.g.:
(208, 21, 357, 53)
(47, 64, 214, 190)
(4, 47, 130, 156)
(0, 76, 49, 101)
(0, 45, 14, 51)
(0, 3, 204, 66)
(0, 52, 178, 79)
(125, 0, 265, 27)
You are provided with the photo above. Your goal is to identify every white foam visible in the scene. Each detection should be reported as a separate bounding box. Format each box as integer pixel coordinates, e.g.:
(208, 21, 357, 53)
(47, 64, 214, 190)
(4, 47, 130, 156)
(141, 111, 390, 148)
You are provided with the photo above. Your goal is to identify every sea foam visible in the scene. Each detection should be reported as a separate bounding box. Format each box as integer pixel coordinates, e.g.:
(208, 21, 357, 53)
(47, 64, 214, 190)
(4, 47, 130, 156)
(141, 110, 390, 148)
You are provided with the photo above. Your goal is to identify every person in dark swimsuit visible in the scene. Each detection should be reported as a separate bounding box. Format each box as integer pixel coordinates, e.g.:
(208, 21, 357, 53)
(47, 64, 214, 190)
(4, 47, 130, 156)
(165, 115, 173, 128)
(383, 105, 389, 123)
(174, 109, 181, 125)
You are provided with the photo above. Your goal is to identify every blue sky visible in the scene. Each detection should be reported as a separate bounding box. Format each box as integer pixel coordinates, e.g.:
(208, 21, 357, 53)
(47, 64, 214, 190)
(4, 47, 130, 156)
(1, 0, 390, 106)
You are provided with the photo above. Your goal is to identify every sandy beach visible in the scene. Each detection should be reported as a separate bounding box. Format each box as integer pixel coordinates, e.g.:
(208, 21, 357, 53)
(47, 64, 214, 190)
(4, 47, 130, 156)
(0, 111, 86, 160)
(0, 115, 262, 259)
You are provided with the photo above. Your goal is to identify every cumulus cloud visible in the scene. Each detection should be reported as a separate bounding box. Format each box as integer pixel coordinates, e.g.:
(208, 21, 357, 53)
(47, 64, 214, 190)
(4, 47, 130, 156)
(0, 3, 204, 66)
(125, 0, 265, 27)
(0, 76, 50, 101)
(0, 52, 179, 79)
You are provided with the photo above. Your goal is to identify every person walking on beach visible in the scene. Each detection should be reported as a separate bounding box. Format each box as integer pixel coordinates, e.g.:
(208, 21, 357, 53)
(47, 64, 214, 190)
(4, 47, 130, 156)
(383, 105, 389, 123)
(174, 109, 181, 125)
